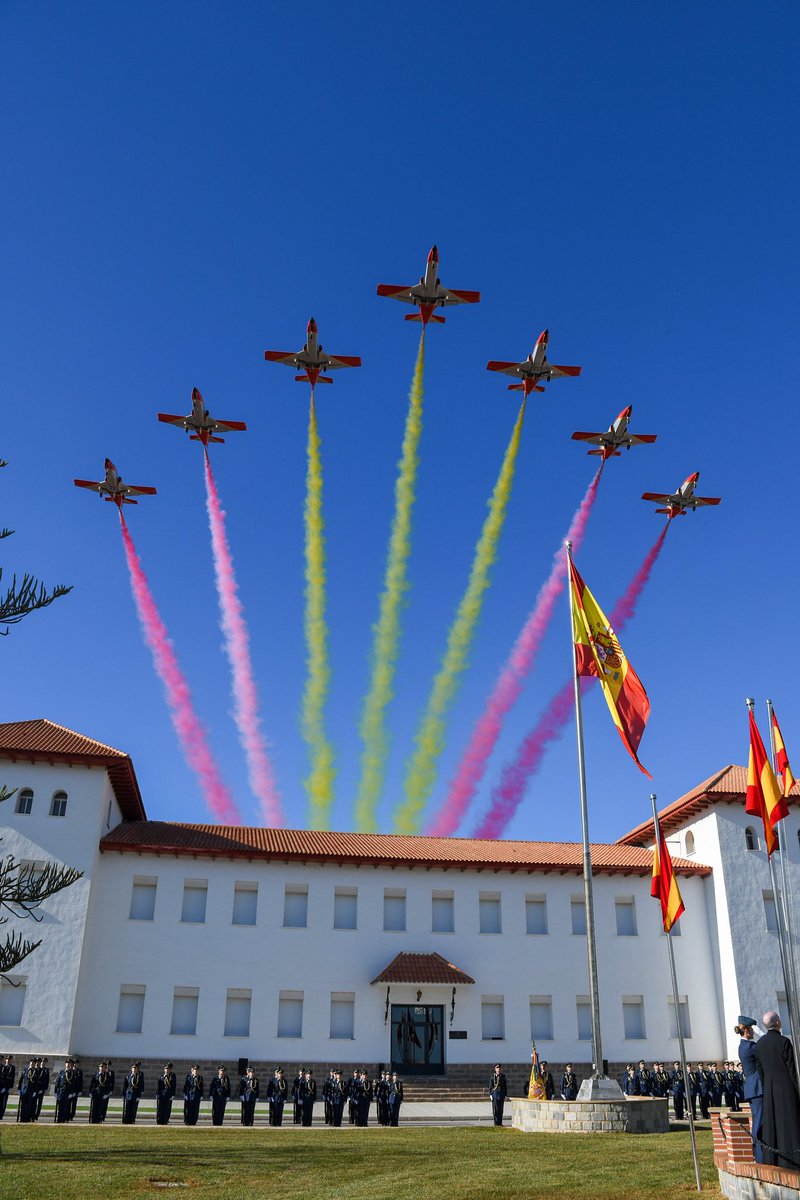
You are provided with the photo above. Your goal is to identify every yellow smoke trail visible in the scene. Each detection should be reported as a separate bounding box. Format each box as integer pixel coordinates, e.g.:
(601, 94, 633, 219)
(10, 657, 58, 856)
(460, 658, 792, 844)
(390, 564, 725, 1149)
(355, 334, 426, 831)
(393, 398, 528, 834)
(303, 392, 336, 828)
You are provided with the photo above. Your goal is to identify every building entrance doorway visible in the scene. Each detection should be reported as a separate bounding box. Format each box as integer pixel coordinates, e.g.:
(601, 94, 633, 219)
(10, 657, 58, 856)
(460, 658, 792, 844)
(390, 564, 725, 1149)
(390, 1004, 444, 1075)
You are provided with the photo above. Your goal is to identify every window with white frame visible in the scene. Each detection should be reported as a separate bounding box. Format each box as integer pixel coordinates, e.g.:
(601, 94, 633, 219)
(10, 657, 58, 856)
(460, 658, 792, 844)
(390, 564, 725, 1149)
(129, 877, 157, 921)
(576, 996, 592, 1041)
(283, 886, 309, 928)
(15, 788, 33, 815)
(333, 887, 357, 930)
(481, 997, 505, 1040)
(224, 989, 252, 1037)
(170, 987, 199, 1035)
(745, 826, 758, 851)
(0, 976, 27, 1026)
(571, 897, 587, 935)
(330, 992, 355, 1039)
(684, 831, 695, 856)
(181, 880, 208, 924)
(116, 985, 146, 1034)
(622, 996, 646, 1039)
(432, 891, 454, 933)
(615, 897, 638, 936)
(479, 893, 501, 934)
(668, 995, 691, 1039)
(383, 890, 406, 932)
(530, 996, 553, 1040)
(525, 896, 548, 935)
(764, 890, 779, 933)
(232, 883, 258, 926)
(50, 790, 68, 817)
(277, 992, 303, 1038)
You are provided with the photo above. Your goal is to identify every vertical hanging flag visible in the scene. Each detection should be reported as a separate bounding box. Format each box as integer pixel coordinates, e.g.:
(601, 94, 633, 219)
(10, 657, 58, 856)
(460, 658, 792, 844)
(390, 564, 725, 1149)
(568, 555, 651, 777)
(746, 708, 789, 856)
(771, 708, 796, 799)
(651, 826, 685, 932)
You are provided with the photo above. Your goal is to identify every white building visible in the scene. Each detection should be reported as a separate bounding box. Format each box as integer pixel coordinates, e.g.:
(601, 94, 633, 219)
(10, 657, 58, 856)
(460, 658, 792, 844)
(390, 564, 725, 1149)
(0, 720, 795, 1087)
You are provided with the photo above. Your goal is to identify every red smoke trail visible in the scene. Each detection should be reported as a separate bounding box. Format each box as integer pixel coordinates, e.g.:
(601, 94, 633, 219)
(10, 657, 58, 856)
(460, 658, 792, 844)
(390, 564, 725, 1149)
(118, 512, 242, 825)
(204, 454, 283, 827)
(428, 468, 603, 836)
(473, 525, 668, 839)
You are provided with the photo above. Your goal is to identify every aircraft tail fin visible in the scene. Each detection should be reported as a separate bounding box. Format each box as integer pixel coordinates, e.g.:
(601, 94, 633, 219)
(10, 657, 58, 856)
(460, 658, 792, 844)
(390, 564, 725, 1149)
(654, 507, 680, 516)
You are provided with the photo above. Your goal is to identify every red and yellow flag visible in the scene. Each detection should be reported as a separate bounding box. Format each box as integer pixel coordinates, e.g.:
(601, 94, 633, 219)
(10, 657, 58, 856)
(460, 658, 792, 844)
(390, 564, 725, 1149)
(771, 708, 796, 799)
(651, 826, 685, 932)
(568, 557, 651, 777)
(746, 709, 789, 856)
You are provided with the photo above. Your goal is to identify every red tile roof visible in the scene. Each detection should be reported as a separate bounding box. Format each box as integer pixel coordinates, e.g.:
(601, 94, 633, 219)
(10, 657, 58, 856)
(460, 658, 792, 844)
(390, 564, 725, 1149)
(0, 719, 145, 820)
(618, 763, 800, 846)
(371, 952, 475, 986)
(100, 821, 710, 876)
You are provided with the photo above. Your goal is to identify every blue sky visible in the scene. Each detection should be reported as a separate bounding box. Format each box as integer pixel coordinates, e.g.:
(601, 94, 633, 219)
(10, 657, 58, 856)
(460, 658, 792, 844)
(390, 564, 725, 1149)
(1, 1, 798, 843)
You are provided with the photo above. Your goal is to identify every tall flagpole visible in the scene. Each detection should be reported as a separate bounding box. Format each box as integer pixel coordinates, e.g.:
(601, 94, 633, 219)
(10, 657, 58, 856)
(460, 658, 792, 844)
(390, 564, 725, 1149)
(765, 700, 800, 1079)
(651, 793, 702, 1192)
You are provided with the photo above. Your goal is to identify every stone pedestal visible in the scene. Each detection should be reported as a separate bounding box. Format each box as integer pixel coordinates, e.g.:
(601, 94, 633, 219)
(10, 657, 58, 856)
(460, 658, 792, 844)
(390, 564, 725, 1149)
(577, 1075, 626, 1101)
(511, 1096, 669, 1134)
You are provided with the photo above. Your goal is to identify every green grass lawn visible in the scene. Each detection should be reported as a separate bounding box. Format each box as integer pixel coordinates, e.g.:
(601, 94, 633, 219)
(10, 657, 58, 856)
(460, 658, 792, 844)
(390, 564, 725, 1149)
(0, 1125, 720, 1199)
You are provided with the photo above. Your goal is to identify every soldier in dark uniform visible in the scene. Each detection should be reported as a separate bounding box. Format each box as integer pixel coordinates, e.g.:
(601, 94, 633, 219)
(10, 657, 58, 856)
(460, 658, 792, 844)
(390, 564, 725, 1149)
(322, 1070, 334, 1125)
(210, 1066, 231, 1126)
(357, 1069, 372, 1126)
(623, 1064, 640, 1095)
(540, 1061, 555, 1100)
(156, 1063, 177, 1125)
(388, 1072, 404, 1127)
(34, 1058, 49, 1120)
(89, 1061, 114, 1124)
(688, 1064, 706, 1119)
(561, 1063, 578, 1101)
(0, 1055, 14, 1120)
(292, 1067, 305, 1124)
(722, 1061, 738, 1110)
(183, 1065, 204, 1125)
(489, 1064, 508, 1125)
(239, 1066, 259, 1126)
(70, 1060, 83, 1121)
(16, 1059, 35, 1123)
(704, 1062, 722, 1109)
(330, 1070, 345, 1127)
(670, 1061, 686, 1119)
(375, 1070, 389, 1125)
(636, 1059, 653, 1097)
(122, 1062, 144, 1124)
(347, 1069, 359, 1125)
(267, 1067, 288, 1126)
(54, 1057, 79, 1123)
(300, 1069, 316, 1126)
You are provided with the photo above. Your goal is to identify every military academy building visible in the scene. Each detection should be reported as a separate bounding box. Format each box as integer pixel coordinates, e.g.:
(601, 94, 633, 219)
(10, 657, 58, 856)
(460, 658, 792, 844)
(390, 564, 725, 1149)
(0, 719, 796, 1083)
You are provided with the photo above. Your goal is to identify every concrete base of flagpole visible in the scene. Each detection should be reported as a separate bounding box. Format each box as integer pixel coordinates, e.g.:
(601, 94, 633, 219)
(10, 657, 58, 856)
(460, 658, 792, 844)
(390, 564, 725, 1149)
(577, 1075, 625, 1101)
(510, 1096, 669, 1134)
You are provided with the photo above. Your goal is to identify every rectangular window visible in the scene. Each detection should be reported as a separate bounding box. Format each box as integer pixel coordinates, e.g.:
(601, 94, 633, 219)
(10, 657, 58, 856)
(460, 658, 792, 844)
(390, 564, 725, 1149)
(668, 995, 691, 1039)
(622, 996, 646, 1040)
(571, 897, 587, 935)
(232, 883, 258, 926)
(333, 887, 357, 930)
(277, 992, 303, 1038)
(764, 890, 779, 933)
(432, 892, 455, 933)
(525, 896, 548, 935)
(224, 989, 252, 1037)
(15, 790, 33, 815)
(479, 893, 501, 934)
(576, 996, 592, 1041)
(383, 890, 406, 932)
(0, 977, 27, 1026)
(530, 996, 553, 1040)
(330, 992, 355, 1039)
(129, 877, 157, 921)
(181, 880, 208, 924)
(170, 987, 199, 1035)
(481, 997, 505, 1040)
(283, 886, 309, 929)
(615, 897, 638, 936)
(116, 985, 145, 1034)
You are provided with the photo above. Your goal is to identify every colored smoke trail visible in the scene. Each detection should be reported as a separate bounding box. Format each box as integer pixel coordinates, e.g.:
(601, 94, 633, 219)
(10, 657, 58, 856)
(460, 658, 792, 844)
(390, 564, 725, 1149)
(118, 512, 242, 825)
(394, 399, 528, 835)
(302, 395, 336, 828)
(428, 467, 603, 836)
(355, 335, 425, 832)
(473, 524, 669, 839)
(203, 454, 283, 827)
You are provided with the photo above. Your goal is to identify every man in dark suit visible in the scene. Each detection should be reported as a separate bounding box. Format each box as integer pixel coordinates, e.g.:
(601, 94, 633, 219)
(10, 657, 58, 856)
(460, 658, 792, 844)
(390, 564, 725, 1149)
(754, 1010, 800, 1169)
(489, 1064, 507, 1126)
(0, 1055, 14, 1120)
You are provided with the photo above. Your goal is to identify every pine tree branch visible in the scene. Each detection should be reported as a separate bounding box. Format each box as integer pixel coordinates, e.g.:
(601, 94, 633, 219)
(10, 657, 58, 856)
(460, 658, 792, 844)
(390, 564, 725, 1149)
(0, 931, 42, 978)
(0, 570, 72, 629)
(0, 854, 83, 920)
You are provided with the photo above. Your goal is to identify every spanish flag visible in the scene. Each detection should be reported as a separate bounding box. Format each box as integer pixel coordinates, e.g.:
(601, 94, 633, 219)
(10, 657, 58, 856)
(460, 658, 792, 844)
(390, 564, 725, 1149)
(569, 556, 651, 777)
(651, 826, 685, 932)
(771, 708, 796, 800)
(746, 709, 789, 856)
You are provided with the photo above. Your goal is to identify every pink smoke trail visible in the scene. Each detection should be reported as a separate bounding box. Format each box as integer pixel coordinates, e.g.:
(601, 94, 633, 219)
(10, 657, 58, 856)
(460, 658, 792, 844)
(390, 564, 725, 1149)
(203, 454, 283, 827)
(428, 468, 603, 837)
(118, 512, 242, 825)
(473, 524, 669, 839)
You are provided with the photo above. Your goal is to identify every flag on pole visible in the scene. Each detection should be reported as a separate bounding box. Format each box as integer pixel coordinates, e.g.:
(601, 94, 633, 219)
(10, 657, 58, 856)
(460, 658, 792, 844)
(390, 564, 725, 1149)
(568, 556, 651, 777)
(746, 709, 789, 856)
(651, 825, 685, 932)
(771, 708, 796, 800)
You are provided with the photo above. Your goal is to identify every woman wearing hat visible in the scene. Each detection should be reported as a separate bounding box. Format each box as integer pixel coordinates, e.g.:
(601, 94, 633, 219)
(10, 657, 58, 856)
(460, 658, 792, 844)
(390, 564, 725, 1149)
(735, 1015, 763, 1162)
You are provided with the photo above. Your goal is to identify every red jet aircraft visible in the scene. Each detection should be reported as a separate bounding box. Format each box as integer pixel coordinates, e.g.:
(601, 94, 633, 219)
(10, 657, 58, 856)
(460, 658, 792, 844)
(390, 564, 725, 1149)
(571, 406, 657, 461)
(158, 388, 247, 446)
(486, 329, 581, 396)
(74, 459, 157, 508)
(642, 472, 721, 519)
(377, 245, 480, 325)
(264, 318, 361, 388)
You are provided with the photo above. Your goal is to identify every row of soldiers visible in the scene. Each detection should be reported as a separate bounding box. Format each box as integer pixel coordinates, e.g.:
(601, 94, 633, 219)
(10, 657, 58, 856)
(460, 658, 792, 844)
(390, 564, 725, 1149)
(0, 1055, 404, 1127)
(620, 1059, 745, 1118)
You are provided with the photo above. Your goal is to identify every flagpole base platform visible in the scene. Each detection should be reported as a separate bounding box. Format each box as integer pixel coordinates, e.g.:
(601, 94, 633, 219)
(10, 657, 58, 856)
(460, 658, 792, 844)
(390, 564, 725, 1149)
(577, 1075, 625, 1101)
(510, 1096, 669, 1134)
